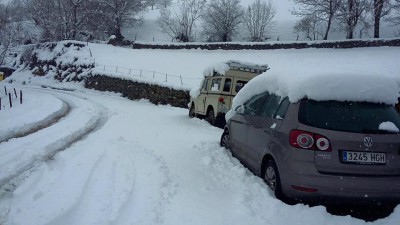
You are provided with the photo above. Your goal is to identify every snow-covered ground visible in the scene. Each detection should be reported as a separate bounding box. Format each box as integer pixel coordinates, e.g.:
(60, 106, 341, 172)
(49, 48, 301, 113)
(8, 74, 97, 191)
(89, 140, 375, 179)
(0, 83, 399, 225)
(1, 42, 400, 224)
(88, 43, 400, 91)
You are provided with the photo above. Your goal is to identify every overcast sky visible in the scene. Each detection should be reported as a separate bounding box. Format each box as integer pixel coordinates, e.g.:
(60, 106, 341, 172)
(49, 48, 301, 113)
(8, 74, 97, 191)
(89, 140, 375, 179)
(270, 0, 296, 21)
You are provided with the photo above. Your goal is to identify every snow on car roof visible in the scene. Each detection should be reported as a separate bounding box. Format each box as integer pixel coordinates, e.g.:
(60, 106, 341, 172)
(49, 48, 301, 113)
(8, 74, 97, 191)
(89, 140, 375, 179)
(203, 60, 269, 77)
(227, 70, 400, 121)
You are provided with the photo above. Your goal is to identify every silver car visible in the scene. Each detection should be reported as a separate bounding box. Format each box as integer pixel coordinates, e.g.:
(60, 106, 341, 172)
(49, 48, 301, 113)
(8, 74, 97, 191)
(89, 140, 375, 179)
(221, 91, 400, 204)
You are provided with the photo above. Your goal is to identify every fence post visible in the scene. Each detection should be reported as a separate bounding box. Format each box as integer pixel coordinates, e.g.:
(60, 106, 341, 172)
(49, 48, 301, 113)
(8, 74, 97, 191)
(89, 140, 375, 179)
(180, 75, 183, 86)
(9, 93, 12, 108)
(4, 86, 7, 95)
(0, 97, 1, 110)
(153, 71, 155, 79)
(20, 90, 23, 104)
(165, 74, 168, 82)
(103, 65, 105, 71)
(116, 66, 118, 73)
(14, 88, 17, 98)
(140, 70, 142, 77)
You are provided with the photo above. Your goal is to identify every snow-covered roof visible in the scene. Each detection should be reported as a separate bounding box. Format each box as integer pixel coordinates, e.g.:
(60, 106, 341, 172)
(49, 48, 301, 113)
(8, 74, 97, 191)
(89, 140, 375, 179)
(227, 70, 400, 121)
(203, 60, 269, 77)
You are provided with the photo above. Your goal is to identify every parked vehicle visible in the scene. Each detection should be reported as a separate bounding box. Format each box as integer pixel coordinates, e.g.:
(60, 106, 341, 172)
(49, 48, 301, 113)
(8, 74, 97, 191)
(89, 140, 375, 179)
(221, 72, 400, 205)
(0, 66, 16, 80)
(189, 61, 269, 127)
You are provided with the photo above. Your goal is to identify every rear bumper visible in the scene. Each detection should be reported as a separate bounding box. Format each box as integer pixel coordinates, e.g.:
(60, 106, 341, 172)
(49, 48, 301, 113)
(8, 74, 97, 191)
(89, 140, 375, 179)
(279, 149, 400, 204)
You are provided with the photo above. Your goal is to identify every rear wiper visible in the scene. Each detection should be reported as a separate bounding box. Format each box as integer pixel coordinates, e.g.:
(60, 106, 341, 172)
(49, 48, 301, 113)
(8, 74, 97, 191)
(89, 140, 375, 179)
(362, 129, 399, 134)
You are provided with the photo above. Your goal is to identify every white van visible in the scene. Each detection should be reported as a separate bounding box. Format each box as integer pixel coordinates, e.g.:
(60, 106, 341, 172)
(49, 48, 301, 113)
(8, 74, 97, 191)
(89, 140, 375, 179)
(189, 61, 269, 127)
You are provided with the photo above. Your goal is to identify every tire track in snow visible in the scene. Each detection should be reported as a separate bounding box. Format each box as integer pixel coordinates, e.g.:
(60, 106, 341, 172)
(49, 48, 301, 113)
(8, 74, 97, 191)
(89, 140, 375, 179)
(0, 90, 109, 197)
(0, 99, 71, 144)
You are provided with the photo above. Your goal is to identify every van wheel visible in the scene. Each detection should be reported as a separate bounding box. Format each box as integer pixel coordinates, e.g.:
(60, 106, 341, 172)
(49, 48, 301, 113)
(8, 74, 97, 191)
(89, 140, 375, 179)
(264, 160, 283, 199)
(206, 108, 215, 125)
(189, 104, 195, 118)
(220, 131, 230, 149)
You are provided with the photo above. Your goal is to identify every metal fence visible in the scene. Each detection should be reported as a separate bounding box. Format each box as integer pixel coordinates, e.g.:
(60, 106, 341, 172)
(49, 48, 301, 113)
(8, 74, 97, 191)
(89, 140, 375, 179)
(94, 63, 202, 89)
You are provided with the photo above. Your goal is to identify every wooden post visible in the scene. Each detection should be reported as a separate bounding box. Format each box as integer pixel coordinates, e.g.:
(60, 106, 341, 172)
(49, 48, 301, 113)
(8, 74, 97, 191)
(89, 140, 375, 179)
(103, 65, 105, 71)
(180, 75, 183, 86)
(153, 71, 155, 79)
(165, 74, 168, 82)
(14, 88, 17, 98)
(116, 66, 118, 73)
(9, 93, 12, 108)
(20, 90, 23, 104)
(4, 86, 7, 95)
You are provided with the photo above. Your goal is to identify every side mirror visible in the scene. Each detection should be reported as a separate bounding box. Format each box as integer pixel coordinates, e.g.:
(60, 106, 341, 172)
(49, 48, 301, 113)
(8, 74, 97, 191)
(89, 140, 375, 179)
(235, 105, 244, 114)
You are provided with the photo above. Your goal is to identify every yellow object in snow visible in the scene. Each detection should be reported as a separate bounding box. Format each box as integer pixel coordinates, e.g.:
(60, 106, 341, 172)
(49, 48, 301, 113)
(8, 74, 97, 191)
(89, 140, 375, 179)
(0, 72, 4, 81)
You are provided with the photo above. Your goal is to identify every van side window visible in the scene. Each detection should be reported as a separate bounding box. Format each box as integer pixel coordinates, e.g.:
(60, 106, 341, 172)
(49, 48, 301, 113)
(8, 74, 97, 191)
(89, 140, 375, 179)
(244, 93, 268, 116)
(210, 78, 222, 91)
(260, 94, 281, 118)
(235, 80, 247, 93)
(275, 97, 290, 119)
(223, 78, 232, 92)
(201, 79, 209, 91)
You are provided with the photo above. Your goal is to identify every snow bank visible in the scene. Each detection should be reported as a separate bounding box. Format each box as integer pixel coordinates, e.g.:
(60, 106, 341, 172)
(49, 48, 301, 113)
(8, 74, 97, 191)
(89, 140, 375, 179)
(227, 71, 400, 121)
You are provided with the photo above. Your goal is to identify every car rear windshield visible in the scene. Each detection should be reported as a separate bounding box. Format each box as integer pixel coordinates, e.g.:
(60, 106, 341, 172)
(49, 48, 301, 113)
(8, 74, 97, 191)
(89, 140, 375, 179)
(299, 100, 400, 134)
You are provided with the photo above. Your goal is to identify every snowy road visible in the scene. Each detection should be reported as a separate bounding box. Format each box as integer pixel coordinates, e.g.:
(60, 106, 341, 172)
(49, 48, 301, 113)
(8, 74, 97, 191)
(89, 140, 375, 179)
(0, 87, 399, 225)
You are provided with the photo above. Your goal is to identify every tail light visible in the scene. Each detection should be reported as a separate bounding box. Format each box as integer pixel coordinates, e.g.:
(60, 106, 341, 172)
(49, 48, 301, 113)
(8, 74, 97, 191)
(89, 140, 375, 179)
(218, 97, 225, 103)
(289, 130, 332, 152)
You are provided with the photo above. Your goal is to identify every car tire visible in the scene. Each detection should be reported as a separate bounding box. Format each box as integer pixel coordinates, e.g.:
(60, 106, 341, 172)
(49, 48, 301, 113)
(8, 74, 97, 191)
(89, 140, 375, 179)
(206, 108, 215, 125)
(264, 160, 284, 200)
(220, 131, 230, 149)
(189, 103, 195, 118)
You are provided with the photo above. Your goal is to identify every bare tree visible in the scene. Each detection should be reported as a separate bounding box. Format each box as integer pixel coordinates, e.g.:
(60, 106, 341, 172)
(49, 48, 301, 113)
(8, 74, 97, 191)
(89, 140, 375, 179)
(157, 0, 206, 42)
(244, 0, 276, 42)
(26, 0, 96, 41)
(293, 14, 324, 40)
(97, 0, 146, 41)
(202, 0, 244, 42)
(389, 0, 400, 25)
(338, 0, 368, 39)
(147, 0, 172, 10)
(292, 0, 341, 40)
(368, 0, 391, 38)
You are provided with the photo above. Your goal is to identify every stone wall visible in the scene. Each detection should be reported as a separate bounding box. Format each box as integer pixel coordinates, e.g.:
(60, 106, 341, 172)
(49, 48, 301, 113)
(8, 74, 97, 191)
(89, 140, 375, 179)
(85, 74, 190, 108)
(132, 39, 400, 50)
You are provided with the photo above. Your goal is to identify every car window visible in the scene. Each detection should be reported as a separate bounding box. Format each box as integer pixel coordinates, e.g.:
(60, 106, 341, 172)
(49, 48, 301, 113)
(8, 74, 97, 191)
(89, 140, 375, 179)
(235, 80, 247, 93)
(210, 78, 222, 91)
(299, 100, 400, 133)
(260, 94, 281, 118)
(223, 78, 232, 92)
(275, 97, 290, 119)
(243, 93, 268, 116)
(201, 79, 209, 91)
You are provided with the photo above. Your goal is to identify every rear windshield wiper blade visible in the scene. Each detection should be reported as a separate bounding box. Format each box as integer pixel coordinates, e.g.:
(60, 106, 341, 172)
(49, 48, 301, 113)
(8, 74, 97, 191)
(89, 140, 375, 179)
(362, 129, 399, 134)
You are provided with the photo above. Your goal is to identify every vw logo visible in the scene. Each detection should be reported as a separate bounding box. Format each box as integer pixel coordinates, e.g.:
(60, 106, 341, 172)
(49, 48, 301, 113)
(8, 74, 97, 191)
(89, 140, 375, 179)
(364, 136, 373, 148)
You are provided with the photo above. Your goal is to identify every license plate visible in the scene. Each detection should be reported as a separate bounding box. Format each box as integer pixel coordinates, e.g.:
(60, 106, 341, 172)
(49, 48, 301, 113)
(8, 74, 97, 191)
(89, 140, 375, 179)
(342, 151, 386, 165)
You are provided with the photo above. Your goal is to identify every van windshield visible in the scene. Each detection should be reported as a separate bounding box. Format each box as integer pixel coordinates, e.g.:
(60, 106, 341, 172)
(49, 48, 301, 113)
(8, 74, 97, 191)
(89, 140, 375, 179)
(299, 100, 400, 134)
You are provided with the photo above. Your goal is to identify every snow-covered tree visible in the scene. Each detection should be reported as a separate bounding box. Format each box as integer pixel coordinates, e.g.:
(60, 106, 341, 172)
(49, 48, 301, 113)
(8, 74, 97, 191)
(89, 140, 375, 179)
(26, 0, 96, 41)
(202, 0, 244, 42)
(244, 0, 276, 42)
(367, 0, 391, 38)
(291, 0, 341, 40)
(293, 14, 324, 40)
(338, 0, 369, 39)
(157, 0, 206, 42)
(96, 0, 146, 41)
